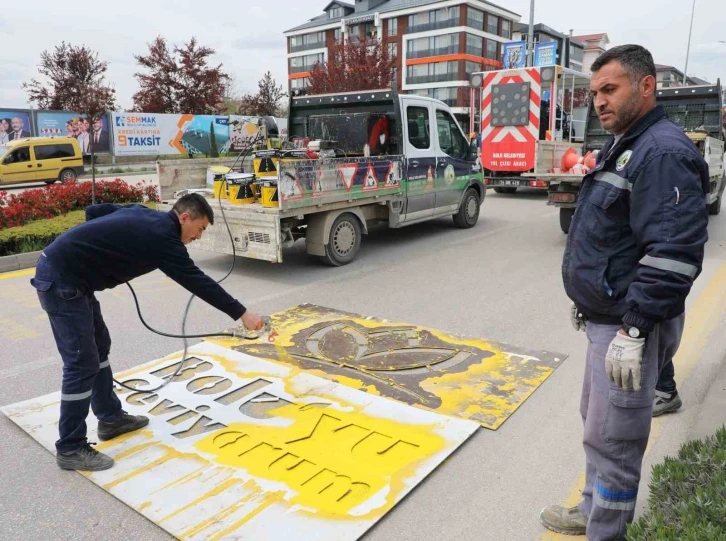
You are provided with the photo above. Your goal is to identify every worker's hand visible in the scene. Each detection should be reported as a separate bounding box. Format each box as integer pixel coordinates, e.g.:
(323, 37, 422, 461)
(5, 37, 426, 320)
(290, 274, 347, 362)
(605, 331, 646, 391)
(241, 311, 264, 331)
(570, 303, 586, 332)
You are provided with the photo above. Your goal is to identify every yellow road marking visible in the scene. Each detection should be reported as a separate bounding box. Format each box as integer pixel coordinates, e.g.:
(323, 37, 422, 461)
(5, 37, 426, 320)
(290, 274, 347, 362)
(542, 262, 726, 539)
(0, 268, 34, 281)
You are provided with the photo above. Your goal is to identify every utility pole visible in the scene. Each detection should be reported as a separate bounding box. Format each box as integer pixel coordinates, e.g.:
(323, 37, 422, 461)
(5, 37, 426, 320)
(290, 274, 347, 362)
(683, 0, 696, 85)
(527, 0, 535, 66)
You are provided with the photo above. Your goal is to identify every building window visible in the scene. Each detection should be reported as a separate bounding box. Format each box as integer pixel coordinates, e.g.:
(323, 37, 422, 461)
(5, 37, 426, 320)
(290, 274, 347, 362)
(467, 34, 483, 56)
(329, 6, 342, 18)
(468, 8, 484, 30)
(387, 42, 398, 57)
(291, 78, 309, 89)
(501, 20, 511, 39)
(334, 28, 341, 44)
(487, 14, 499, 36)
(407, 106, 431, 149)
(486, 39, 498, 60)
(388, 18, 398, 36)
(365, 22, 377, 39)
(465, 61, 481, 75)
(291, 31, 325, 50)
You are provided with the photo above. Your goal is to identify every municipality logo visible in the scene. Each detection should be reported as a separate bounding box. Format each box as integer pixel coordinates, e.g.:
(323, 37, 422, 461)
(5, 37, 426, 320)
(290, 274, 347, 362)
(115, 116, 125, 127)
(616, 150, 632, 171)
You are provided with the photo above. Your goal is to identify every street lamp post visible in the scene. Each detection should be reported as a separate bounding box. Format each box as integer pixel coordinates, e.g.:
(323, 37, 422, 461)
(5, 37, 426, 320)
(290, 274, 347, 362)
(527, 0, 535, 67)
(683, 0, 696, 85)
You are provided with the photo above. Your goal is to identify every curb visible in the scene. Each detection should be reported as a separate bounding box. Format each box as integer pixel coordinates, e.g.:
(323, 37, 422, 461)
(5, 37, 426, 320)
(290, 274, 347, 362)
(0, 251, 41, 273)
(688, 354, 726, 442)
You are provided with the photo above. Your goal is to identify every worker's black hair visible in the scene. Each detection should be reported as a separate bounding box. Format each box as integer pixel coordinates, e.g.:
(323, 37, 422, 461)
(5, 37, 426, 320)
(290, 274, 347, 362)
(591, 44, 656, 83)
(173, 193, 215, 225)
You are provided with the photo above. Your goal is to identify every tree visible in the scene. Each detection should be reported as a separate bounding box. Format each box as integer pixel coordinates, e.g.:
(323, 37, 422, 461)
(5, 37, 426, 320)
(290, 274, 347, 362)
(308, 40, 398, 95)
(23, 42, 116, 112)
(236, 72, 287, 117)
(209, 121, 219, 158)
(132, 36, 229, 114)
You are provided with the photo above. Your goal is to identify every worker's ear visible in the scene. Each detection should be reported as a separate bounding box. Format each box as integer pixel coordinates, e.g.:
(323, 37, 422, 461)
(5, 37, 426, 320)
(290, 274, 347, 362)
(641, 75, 656, 99)
(178, 211, 191, 224)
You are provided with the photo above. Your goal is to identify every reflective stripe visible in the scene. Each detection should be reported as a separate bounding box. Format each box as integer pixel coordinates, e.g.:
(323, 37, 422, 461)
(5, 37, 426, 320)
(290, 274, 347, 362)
(594, 491, 636, 511)
(641, 255, 698, 278)
(594, 171, 633, 191)
(60, 390, 92, 401)
(99, 360, 110, 369)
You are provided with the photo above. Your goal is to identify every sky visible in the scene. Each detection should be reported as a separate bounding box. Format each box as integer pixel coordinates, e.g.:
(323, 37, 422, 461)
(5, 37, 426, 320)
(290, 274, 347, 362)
(0, 0, 724, 111)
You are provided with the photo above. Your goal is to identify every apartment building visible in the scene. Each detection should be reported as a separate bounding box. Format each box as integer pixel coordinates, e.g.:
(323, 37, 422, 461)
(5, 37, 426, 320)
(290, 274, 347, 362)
(511, 23, 585, 71)
(284, 0, 521, 115)
(571, 33, 609, 74)
(655, 64, 709, 88)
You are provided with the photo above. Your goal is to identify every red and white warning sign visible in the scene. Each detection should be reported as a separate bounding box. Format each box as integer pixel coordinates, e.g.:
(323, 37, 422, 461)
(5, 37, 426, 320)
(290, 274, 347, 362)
(312, 165, 325, 198)
(384, 161, 401, 187)
(362, 163, 379, 191)
(280, 173, 305, 202)
(336, 163, 358, 191)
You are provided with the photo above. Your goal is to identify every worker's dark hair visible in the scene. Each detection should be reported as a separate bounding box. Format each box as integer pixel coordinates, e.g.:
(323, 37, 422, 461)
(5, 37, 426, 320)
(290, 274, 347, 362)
(173, 193, 214, 225)
(591, 44, 656, 84)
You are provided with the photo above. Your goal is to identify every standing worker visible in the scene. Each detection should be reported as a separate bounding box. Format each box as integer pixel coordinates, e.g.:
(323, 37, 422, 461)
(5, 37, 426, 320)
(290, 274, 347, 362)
(31, 194, 264, 472)
(540, 45, 709, 539)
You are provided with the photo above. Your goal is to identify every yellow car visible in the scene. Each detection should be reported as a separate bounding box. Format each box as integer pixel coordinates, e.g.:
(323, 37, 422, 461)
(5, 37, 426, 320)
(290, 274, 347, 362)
(0, 137, 85, 186)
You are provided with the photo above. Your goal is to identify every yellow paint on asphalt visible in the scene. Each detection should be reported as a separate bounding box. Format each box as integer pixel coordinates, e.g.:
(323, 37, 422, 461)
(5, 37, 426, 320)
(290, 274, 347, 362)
(542, 262, 726, 540)
(0, 268, 34, 281)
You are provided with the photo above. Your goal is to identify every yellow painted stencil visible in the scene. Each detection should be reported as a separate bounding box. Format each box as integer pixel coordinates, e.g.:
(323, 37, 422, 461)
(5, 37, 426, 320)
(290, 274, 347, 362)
(196, 403, 445, 518)
(209, 304, 567, 429)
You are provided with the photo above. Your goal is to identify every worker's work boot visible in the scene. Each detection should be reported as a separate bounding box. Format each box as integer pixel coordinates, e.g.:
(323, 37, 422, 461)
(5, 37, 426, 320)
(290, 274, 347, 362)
(56, 443, 114, 471)
(97, 410, 150, 441)
(652, 390, 682, 417)
(540, 504, 587, 536)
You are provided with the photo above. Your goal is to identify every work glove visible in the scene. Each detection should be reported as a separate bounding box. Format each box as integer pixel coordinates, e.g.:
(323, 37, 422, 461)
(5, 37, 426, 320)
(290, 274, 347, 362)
(570, 303, 586, 332)
(605, 332, 646, 391)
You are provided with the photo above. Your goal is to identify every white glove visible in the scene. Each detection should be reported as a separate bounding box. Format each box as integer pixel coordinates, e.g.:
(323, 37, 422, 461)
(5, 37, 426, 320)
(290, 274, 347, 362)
(570, 303, 586, 332)
(605, 332, 646, 391)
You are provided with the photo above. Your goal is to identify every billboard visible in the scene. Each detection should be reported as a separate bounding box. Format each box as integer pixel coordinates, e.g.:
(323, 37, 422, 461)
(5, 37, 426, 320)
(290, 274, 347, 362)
(36, 112, 112, 154)
(229, 116, 289, 152)
(502, 41, 526, 69)
(112, 113, 231, 157)
(0, 109, 33, 143)
(535, 41, 558, 67)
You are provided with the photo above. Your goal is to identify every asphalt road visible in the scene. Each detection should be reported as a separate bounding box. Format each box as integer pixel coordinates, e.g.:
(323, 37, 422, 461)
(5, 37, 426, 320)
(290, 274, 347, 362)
(1, 188, 726, 541)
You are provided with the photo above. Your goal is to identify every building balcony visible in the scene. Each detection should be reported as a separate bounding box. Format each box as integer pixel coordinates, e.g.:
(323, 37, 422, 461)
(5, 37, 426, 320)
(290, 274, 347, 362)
(406, 73, 459, 85)
(290, 64, 319, 74)
(405, 19, 458, 34)
(466, 18, 484, 31)
(290, 42, 326, 53)
(465, 46, 483, 57)
(407, 45, 459, 59)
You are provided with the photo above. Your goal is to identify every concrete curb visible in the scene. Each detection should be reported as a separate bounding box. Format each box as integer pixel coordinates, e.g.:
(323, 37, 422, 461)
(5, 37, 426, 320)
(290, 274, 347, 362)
(688, 355, 726, 442)
(0, 251, 41, 273)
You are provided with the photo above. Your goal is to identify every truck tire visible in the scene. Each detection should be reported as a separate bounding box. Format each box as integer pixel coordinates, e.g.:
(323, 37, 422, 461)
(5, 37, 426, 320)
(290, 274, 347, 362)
(560, 208, 574, 234)
(493, 187, 517, 194)
(60, 168, 77, 183)
(453, 188, 480, 229)
(320, 213, 362, 267)
(708, 195, 722, 216)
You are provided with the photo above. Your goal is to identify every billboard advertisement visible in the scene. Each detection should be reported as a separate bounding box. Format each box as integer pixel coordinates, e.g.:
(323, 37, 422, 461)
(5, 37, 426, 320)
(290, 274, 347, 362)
(36, 112, 112, 154)
(112, 113, 231, 156)
(0, 109, 33, 143)
(535, 42, 558, 67)
(502, 41, 526, 70)
(229, 116, 289, 152)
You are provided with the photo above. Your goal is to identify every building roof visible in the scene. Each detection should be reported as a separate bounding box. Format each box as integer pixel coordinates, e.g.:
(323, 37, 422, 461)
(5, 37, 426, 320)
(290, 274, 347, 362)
(572, 33, 607, 42)
(285, 0, 521, 34)
(689, 76, 712, 85)
(322, 0, 354, 10)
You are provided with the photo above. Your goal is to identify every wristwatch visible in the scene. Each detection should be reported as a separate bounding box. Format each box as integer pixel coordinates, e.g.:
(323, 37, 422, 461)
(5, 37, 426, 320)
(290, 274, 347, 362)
(622, 323, 648, 339)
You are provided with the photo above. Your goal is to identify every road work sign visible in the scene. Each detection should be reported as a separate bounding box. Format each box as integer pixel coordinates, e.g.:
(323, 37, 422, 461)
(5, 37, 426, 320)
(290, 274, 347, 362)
(1, 341, 478, 541)
(208, 304, 567, 430)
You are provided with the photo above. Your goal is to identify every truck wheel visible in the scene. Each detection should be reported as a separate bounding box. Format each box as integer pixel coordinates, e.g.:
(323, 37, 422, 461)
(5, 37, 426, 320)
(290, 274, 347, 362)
(60, 169, 77, 183)
(560, 208, 574, 234)
(321, 213, 362, 267)
(453, 188, 480, 229)
(708, 196, 721, 216)
(494, 187, 517, 194)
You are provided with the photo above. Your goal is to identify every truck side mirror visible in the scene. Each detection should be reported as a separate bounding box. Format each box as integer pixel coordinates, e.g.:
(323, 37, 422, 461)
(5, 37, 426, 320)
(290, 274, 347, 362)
(469, 140, 479, 160)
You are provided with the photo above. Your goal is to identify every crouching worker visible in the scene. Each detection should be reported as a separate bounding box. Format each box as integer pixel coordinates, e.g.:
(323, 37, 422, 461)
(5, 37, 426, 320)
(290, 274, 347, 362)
(31, 194, 263, 472)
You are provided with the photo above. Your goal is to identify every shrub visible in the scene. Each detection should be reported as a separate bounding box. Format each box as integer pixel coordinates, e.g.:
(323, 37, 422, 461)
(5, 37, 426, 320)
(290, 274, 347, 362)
(0, 179, 159, 229)
(627, 426, 726, 540)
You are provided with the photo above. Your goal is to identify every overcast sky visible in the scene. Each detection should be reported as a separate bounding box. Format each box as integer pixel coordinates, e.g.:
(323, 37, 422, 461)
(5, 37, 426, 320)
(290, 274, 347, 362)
(1, 0, 724, 110)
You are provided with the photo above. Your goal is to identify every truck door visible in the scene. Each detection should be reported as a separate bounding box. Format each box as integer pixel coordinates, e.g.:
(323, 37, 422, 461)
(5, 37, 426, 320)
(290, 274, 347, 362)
(401, 100, 436, 222)
(434, 108, 473, 214)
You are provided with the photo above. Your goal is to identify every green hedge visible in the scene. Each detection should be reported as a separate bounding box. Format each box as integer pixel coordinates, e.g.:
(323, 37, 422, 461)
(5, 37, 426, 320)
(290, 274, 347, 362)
(0, 203, 158, 257)
(627, 426, 726, 540)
